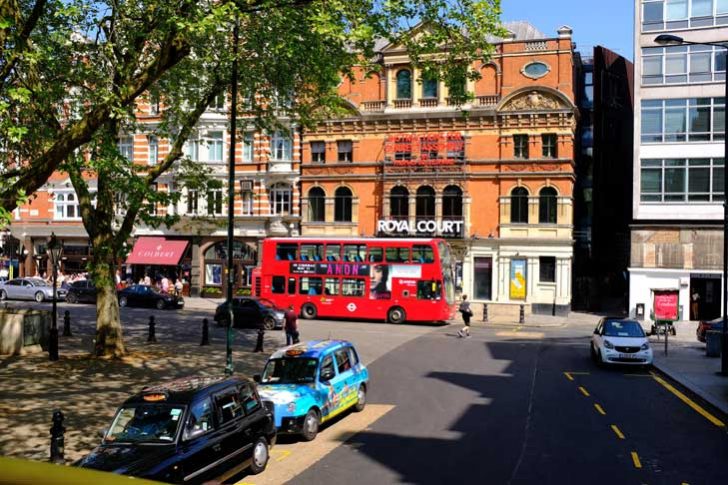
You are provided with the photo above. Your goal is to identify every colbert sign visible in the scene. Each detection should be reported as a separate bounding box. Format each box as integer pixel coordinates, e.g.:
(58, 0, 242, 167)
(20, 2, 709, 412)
(377, 219, 464, 236)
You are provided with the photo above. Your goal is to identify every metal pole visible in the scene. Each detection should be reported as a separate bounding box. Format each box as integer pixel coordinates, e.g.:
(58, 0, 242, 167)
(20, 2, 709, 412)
(49, 259, 59, 361)
(722, 64, 728, 375)
(225, 16, 239, 376)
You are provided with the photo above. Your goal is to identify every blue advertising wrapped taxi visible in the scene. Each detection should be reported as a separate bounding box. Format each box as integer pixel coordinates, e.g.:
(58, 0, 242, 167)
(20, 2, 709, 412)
(256, 340, 369, 441)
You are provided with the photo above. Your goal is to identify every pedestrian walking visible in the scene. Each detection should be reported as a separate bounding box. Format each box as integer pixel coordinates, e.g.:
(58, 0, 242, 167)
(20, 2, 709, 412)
(458, 295, 472, 338)
(691, 289, 700, 321)
(174, 278, 183, 296)
(161, 275, 170, 294)
(284, 305, 299, 345)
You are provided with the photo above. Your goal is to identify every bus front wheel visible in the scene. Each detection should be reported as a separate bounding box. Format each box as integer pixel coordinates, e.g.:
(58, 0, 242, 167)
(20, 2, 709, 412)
(387, 306, 406, 324)
(301, 303, 317, 320)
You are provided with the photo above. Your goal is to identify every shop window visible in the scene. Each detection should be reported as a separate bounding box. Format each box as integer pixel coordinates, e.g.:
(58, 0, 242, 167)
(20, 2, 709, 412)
(539, 256, 556, 283)
(341, 278, 365, 297)
(473, 257, 492, 300)
(205, 263, 223, 286)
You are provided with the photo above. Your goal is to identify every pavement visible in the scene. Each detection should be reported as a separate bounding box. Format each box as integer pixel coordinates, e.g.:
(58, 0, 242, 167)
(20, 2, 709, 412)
(649, 320, 728, 416)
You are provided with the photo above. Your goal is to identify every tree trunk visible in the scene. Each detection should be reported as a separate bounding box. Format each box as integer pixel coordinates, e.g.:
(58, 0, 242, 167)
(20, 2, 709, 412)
(93, 242, 126, 358)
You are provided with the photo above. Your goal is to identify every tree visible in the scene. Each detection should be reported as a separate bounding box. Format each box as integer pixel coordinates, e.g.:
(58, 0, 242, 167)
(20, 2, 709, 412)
(1, 0, 506, 357)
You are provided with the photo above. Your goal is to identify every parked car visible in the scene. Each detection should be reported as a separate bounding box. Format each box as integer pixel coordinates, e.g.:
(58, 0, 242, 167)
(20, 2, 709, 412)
(214, 297, 284, 330)
(256, 340, 369, 441)
(74, 375, 276, 483)
(591, 318, 653, 366)
(0, 277, 68, 302)
(65, 280, 98, 304)
(697, 317, 724, 343)
(118, 285, 184, 310)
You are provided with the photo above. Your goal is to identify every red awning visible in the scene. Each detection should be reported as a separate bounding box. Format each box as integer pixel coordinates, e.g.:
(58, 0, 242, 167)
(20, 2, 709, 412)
(126, 237, 188, 266)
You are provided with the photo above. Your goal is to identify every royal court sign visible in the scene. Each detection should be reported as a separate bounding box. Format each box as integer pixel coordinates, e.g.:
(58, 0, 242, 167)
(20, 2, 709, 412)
(377, 219, 464, 238)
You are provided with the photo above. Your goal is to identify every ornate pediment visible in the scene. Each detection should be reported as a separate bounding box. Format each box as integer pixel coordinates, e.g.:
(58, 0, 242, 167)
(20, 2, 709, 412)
(500, 90, 565, 112)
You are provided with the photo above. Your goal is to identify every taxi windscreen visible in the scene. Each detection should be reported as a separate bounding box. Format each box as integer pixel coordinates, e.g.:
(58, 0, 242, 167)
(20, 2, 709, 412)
(261, 358, 318, 384)
(105, 404, 185, 443)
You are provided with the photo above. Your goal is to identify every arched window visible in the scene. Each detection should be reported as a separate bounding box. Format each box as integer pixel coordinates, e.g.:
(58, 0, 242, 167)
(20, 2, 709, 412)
(390, 186, 409, 219)
(396, 70, 412, 99)
(510, 187, 529, 224)
(443, 185, 463, 219)
(334, 187, 353, 222)
(423, 76, 438, 99)
(539, 187, 558, 224)
(416, 186, 435, 221)
(308, 187, 325, 222)
(269, 183, 292, 215)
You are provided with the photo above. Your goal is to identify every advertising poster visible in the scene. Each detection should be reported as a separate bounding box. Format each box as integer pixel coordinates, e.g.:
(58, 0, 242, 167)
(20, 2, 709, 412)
(509, 259, 527, 300)
(653, 290, 679, 321)
(370, 264, 392, 299)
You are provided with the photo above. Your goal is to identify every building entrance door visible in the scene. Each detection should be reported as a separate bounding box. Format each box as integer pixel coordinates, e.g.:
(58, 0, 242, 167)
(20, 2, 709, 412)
(689, 275, 721, 321)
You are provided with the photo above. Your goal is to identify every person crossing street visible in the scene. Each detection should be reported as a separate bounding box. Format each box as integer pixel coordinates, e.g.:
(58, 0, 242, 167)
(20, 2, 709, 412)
(458, 295, 472, 338)
(285, 305, 299, 345)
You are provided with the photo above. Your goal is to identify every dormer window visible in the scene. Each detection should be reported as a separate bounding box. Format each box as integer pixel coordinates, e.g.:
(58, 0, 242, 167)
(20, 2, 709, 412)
(396, 69, 412, 99)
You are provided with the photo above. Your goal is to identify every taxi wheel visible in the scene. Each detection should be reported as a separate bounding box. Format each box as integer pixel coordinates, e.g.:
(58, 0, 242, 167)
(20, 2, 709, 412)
(301, 303, 317, 320)
(301, 409, 319, 441)
(387, 306, 405, 324)
(354, 384, 367, 412)
(248, 436, 269, 475)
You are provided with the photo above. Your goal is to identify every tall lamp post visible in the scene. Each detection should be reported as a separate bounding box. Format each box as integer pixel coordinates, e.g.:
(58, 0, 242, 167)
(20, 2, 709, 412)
(225, 15, 240, 376)
(47, 233, 63, 361)
(654, 34, 728, 375)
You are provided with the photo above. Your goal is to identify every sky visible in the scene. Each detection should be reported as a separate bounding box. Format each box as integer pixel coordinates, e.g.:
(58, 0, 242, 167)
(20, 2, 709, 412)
(501, 0, 635, 60)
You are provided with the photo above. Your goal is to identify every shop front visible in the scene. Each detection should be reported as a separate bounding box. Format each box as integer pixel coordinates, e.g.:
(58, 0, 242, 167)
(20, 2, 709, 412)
(200, 239, 258, 297)
(125, 237, 191, 293)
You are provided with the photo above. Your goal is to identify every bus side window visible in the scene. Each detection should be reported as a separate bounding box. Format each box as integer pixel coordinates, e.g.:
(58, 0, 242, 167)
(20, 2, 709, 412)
(368, 247, 383, 262)
(325, 244, 341, 262)
(386, 247, 403, 263)
(287, 277, 296, 295)
(417, 280, 442, 300)
(300, 277, 323, 295)
(272, 276, 285, 294)
(343, 245, 365, 263)
(413, 245, 434, 264)
(324, 278, 339, 295)
(276, 243, 298, 261)
(301, 244, 323, 262)
(399, 247, 410, 263)
(342, 278, 365, 297)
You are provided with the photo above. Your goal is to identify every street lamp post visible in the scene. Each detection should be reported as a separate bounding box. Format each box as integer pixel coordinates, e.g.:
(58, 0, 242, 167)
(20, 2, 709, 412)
(47, 233, 63, 361)
(225, 15, 240, 376)
(654, 34, 728, 375)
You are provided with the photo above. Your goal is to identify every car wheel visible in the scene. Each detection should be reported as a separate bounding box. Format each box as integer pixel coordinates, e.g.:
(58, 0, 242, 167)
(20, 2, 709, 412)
(34, 291, 45, 303)
(354, 384, 367, 412)
(263, 316, 276, 330)
(301, 303, 317, 320)
(156, 299, 165, 310)
(0, 290, 6, 301)
(248, 436, 269, 475)
(596, 349, 604, 367)
(300, 408, 320, 441)
(66, 292, 78, 304)
(119, 296, 128, 307)
(590, 343, 597, 362)
(387, 306, 405, 324)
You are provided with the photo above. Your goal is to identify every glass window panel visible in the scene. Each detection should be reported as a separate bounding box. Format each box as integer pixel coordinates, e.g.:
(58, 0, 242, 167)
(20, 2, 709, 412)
(665, 158, 685, 166)
(641, 109, 663, 138)
(719, 0, 728, 13)
(664, 167, 686, 193)
(713, 167, 725, 195)
(689, 158, 711, 166)
(641, 168, 662, 193)
(665, 108, 687, 137)
(642, 99, 663, 108)
(643, 56, 663, 76)
(689, 167, 711, 193)
(716, 51, 727, 72)
(666, 0, 688, 20)
(665, 54, 687, 74)
(643, 2, 664, 23)
(396, 70, 412, 99)
(690, 52, 711, 73)
(689, 106, 711, 133)
(423, 77, 438, 98)
(642, 159, 662, 167)
(714, 105, 725, 134)
(691, 0, 712, 16)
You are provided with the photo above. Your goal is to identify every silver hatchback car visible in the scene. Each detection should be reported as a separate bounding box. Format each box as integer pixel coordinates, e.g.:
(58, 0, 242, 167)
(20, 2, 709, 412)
(0, 278, 68, 302)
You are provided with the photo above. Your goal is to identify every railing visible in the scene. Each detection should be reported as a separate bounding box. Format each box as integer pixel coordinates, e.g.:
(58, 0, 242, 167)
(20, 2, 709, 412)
(525, 41, 547, 51)
(393, 99, 412, 109)
(418, 98, 439, 108)
(475, 95, 499, 107)
(361, 100, 385, 112)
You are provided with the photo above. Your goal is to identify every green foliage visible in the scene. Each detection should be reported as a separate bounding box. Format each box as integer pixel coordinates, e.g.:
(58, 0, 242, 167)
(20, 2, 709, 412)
(202, 286, 224, 298)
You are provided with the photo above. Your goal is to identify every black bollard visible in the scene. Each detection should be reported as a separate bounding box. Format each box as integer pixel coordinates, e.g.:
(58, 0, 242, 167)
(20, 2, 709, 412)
(62, 311, 72, 337)
(254, 328, 265, 353)
(147, 316, 157, 343)
(49, 325, 59, 361)
(482, 303, 489, 323)
(519, 304, 525, 324)
(50, 409, 65, 464)
(200, 318, 210, 346)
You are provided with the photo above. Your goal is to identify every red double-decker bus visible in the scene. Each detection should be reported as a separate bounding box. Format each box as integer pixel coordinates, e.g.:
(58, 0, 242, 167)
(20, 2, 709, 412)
(252, 237, 457, 323)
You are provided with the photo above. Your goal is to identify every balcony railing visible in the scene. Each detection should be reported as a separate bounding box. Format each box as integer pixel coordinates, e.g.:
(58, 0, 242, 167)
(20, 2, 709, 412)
(418, 98, 439, 108)
(393, 99, 412, 109)
(361, 100, 385, 112)
(475, 95, 499, 107)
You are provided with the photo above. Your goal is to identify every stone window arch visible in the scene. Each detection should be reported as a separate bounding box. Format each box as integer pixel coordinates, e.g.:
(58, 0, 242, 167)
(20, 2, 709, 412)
(539, 187, 558, 224)
(308, 187, 325, 222)
(510, 187, 529, 224)
(334, 186, 353, 222)
(390, 186, 409, 219)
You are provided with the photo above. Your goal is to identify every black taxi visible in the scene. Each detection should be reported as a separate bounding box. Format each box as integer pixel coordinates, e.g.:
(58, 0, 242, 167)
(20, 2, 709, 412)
(75, 376, 276, 484)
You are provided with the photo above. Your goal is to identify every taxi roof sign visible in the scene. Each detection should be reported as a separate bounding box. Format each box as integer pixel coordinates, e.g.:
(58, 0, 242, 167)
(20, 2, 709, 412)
(142, 393, 167, 402)
(285, 348, 305, 357)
